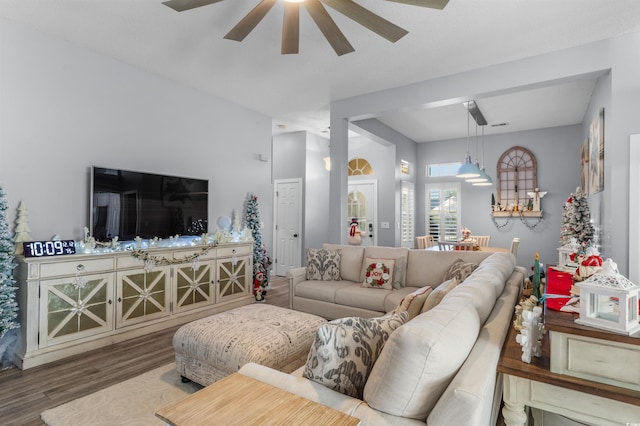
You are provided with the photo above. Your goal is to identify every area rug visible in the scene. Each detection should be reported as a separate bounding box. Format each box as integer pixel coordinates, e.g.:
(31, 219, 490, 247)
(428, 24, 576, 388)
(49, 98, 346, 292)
(41, 364, 201, 425)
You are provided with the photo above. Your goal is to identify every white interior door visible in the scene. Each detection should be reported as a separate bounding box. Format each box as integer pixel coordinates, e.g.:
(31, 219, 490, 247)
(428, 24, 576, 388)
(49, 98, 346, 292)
(274, 179, 302, 276)
(347, 180, 377, 246)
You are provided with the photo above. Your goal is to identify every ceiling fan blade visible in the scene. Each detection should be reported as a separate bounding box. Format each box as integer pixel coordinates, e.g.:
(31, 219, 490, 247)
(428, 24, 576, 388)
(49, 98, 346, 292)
(224, 0, 278, 42)
(321, 0, 407, 43)
(162, 0, 224, 12)
(385, 0, 449, 10)
(304, 0, 354, 56)
(282, 2, 300, 54)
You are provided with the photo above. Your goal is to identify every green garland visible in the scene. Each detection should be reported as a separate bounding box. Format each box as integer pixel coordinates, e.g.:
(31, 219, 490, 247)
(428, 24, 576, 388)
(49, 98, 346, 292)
(130, 243, 218, 266)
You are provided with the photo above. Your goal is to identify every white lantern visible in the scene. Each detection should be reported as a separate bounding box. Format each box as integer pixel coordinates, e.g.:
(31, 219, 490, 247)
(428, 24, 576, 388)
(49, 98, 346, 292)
(575, 259, 640, 335)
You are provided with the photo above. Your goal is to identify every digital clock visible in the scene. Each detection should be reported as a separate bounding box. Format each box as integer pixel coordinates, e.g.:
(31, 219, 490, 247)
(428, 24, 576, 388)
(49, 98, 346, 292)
(23, 240, 77, 258)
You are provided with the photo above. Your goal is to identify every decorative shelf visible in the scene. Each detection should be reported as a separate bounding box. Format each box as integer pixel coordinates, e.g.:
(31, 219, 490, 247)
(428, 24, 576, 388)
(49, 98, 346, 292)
(492, 211, 543, 218)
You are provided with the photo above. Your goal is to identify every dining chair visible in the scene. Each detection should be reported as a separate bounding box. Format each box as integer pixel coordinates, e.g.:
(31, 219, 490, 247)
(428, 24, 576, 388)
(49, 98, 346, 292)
(510, 237, 520, 256)
(416, 235, 435, 249)
(473, 235, 490, 247)
(438, 241, 474, 251)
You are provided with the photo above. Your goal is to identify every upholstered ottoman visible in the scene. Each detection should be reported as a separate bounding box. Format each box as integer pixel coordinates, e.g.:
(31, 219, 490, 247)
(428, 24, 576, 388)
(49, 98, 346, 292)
(173, 304, 326, 386)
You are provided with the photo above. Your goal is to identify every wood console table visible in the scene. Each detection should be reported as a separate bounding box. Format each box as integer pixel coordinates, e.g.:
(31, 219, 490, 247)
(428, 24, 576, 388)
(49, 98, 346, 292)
(156, 373, 360, 425)
(498, 309, 640, 425)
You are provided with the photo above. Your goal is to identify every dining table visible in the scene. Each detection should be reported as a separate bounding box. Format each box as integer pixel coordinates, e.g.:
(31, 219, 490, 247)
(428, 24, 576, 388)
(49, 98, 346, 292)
(425, 245, 510, 253)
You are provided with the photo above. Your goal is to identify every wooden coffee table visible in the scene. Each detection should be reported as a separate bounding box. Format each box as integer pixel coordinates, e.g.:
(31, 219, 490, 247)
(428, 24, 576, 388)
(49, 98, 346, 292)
(156, 373, 360, 425)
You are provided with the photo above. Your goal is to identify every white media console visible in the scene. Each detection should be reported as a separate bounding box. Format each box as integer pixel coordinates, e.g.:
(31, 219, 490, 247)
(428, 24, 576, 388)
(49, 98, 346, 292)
(14, 241, 253, 369)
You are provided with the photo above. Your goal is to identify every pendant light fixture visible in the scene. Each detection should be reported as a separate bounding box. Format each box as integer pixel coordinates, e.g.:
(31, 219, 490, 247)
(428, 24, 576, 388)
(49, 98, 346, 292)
(473, 125, 493, 186)
(456, 102, 481, 179)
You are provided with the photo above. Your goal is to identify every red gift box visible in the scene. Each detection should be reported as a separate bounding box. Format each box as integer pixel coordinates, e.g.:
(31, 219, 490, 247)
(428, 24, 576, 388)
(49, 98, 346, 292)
(545, 267, 574, 311)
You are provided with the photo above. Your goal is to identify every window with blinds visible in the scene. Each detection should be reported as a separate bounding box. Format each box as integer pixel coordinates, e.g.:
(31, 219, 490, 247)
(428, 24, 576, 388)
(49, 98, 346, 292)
(426, 182, 461, 242)
(401, 181, 415, 247)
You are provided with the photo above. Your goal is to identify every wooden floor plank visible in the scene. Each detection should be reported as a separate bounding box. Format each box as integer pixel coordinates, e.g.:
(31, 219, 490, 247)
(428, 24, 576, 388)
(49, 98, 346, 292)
(0, 276, 289, 425)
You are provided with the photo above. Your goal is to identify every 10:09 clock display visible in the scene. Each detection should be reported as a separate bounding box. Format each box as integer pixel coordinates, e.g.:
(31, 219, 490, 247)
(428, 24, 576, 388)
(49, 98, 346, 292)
(23, 240, 76, 258)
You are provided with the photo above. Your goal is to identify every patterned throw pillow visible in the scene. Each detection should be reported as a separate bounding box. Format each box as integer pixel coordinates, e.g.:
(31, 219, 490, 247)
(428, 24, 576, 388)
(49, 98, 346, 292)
(444, 259, 478, 283)
(303, 311, 409, 399)
(395, 286, 433, 320)
(306, 248, 342, 281)
(421, 277, 458, 313)
(361, 257, 395, 290)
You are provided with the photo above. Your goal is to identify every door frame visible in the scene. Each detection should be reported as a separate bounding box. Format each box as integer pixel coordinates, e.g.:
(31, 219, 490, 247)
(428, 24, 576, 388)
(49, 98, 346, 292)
(347, 178, 378, 246)
(273, 178, 303, 276)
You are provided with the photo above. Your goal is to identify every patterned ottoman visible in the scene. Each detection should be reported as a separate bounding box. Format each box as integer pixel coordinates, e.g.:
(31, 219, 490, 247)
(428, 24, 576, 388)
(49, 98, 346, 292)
(173, 304, 326, 386)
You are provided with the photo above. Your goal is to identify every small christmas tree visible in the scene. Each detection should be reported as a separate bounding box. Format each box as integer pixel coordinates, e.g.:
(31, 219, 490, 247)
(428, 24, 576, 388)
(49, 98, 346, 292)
(13, 201, 32, 255)
(244, 193, 271, 301)
(0, 186, 19, 367)
(560, 187, 594, 247)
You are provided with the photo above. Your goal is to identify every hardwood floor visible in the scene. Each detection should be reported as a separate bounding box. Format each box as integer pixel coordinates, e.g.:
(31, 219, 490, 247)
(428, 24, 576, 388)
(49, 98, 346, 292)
(0, 275, 289, 426)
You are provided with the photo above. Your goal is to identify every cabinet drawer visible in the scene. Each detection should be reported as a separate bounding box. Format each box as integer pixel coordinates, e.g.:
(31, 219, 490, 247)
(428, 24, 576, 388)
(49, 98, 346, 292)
(116, 255, 147, 269)
(39, 258, 114, 278)
(217, 245, 251, 258)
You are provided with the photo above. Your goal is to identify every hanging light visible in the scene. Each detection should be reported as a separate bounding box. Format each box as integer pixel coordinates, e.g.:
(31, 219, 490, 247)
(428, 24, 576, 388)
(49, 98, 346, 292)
(473, 125, 493, 186)
(456, 103, 481, 178)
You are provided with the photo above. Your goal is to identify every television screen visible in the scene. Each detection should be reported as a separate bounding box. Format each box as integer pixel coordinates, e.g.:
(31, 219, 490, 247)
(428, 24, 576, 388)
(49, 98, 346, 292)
(90, 167, 208, 242)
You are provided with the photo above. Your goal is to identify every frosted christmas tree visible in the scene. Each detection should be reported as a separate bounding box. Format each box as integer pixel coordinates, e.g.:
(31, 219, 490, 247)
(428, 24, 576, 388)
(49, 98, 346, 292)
(244, 193, 272, 301)
(0, 186, 19, 367)
(13, 201, 32, 255)
(560, 187, 594, 247)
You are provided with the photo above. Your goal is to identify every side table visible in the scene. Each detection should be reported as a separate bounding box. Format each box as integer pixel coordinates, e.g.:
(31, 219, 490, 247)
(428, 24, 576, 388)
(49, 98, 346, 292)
(497, 308, 640, 426)
(156, 372, 360, 425)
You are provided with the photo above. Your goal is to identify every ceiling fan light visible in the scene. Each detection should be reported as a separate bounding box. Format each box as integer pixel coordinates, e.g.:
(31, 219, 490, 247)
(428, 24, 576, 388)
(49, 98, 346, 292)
(456, 155, 481, 178)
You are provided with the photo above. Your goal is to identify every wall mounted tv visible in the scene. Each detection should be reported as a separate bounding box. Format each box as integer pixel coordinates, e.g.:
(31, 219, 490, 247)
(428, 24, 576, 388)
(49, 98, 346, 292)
(90, 167, 208, 242)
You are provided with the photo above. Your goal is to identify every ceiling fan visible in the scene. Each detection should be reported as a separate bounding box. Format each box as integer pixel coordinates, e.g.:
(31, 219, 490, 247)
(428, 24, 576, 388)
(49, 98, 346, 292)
(162, 0, 449, 56)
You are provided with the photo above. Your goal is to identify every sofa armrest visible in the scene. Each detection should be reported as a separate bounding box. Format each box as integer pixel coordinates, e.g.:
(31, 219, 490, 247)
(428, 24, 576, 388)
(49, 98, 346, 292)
(287, 267, 307, 309)
(238, 362, 362, 416)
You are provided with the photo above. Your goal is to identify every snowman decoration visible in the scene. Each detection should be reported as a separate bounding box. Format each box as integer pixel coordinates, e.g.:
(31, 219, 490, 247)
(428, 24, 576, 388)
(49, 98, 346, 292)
(347, 218, 362, 245)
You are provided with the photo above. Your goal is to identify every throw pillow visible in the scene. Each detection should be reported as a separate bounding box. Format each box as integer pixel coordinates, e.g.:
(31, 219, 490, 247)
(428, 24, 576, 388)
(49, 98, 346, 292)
(303, 311, 408, 399)
(394, 286, 433, 320)
(443, 259, 478, 283)
(421, 277, 458, 313)
(305, 248, 342, 281)
(361, 257, 395, 290)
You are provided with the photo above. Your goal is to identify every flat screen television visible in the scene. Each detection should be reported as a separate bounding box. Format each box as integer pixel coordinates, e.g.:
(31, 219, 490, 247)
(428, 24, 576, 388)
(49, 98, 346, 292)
(90, 167, 208, 242)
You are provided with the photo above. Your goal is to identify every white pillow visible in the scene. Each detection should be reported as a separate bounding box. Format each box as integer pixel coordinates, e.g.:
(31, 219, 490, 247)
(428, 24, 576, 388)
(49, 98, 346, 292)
(363, 301, 481, 420)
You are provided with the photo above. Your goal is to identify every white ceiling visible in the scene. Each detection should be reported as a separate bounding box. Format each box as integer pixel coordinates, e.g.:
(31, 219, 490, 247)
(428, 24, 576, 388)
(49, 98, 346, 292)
(2, 0, 639, 142)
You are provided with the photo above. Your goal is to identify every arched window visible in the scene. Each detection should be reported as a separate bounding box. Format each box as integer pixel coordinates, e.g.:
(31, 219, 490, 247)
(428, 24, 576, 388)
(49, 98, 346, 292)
(496, 146, 537, 210)
(348, 158, 373, 176)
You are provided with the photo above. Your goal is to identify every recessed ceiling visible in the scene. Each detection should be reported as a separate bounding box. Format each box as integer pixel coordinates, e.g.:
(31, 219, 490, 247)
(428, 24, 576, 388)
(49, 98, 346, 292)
(1, 0, 639, 140)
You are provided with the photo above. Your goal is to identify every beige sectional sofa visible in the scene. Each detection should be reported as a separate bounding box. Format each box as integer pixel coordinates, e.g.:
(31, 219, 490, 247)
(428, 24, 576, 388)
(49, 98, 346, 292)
(239, 244, 526, 425)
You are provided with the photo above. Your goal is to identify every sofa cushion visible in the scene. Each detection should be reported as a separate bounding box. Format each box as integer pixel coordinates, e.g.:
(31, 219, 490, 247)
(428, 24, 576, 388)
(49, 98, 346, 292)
(363, 296, 481, 420)
(323, 244, 365, 282)
(303, 311, 409, 399)
(421, 277, 457, 313)
(405, 250, 491, 287)
(443, 259, 478, 282)
(362, 246, 409, 289)
(335, 285, 390, 312)
(361, 257, 395, 290)
(394, 286, 433, 320)
(306, 248, 342, 281)
(294, 280, 355, 304)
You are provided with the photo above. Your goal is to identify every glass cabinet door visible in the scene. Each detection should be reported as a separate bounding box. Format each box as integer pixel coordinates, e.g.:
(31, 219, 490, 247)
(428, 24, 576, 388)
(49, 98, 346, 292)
(39, 273, 114, 348)
(216, 256, 251, 302)
(116, 267, 170, 328)
(173, 261, 215, 313)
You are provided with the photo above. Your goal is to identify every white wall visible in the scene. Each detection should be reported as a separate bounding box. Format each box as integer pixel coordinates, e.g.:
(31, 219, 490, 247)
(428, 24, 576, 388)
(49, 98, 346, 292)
(0, 19, 273, 247)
